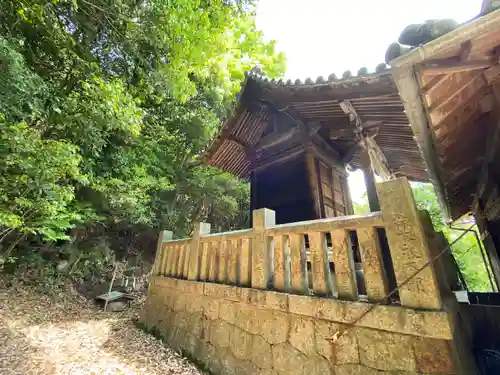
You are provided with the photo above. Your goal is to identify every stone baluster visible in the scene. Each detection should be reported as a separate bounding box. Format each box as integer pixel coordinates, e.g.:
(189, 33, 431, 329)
(289, 233, 309, 294)
(153, 230, 173, 276)
(308, 231, 331, 296)
(187, 222, 211, 281)
(356, 227, 389, 301)
(251, 208, 275, 289)
(331, 229, 358, 300)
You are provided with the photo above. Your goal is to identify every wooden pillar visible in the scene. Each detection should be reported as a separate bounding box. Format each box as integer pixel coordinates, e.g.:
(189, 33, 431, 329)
(360, 147, 380, 212)
(249, 170, 257, 227)
(306, 149, 322, 218)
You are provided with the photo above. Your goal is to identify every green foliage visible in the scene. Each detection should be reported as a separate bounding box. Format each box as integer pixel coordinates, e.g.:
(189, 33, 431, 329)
(352, 182, 493, 292)
(0, 117, 92, 241)
(0, 37, 49, 122)
(0, 0, 285, 276)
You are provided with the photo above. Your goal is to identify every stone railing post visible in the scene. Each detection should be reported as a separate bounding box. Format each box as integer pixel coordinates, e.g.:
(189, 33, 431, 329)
(377, 177, 442, 310)
(188, 222, 211, 281)
(251, 208, 275, 289)
(153, 230, 173, 276)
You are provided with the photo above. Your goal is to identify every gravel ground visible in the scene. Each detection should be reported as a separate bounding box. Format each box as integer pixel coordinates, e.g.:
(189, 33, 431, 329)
(0, 283, 206, 375)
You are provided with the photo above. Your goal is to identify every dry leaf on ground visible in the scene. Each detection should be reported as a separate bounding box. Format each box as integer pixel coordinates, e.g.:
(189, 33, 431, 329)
(0, 283, 206, 375)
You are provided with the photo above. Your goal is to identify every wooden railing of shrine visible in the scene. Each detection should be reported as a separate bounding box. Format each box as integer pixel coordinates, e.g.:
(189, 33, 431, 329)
(152, 178, 444, 310)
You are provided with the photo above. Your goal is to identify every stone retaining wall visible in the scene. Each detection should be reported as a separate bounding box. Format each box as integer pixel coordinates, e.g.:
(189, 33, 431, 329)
(141, 277, 463, 375)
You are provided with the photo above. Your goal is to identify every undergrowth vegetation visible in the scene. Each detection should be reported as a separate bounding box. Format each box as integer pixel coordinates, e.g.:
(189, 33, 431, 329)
(0, 0, 285, 283)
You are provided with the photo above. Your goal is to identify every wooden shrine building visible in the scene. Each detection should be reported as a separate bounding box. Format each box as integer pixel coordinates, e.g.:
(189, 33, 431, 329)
(203, 69, 428, 225)
(389, 8, 500, 288)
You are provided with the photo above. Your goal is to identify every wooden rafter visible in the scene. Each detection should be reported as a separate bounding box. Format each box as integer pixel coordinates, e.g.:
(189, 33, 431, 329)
(225, 134, 250, 152)
(428, 70, 484, 114)
(421, 74, 451, 96)
(429, 73, 487, 125)
(434, 93, 486, 135)
(418, 42, 473, 98)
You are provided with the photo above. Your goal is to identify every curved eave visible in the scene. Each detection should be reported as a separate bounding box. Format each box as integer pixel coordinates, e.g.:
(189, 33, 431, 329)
(389, 9, 500, 222)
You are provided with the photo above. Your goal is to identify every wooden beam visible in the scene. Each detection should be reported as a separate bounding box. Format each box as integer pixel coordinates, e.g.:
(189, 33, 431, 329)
(365, 137, 392, 180)
(253, 146, 305, 173)
(417, 59, 494, 75)
(329, 128, 354, 140)
(340, 144, 361, 164)
(310, 142, 345, 176)
(254, 125, 301, 153)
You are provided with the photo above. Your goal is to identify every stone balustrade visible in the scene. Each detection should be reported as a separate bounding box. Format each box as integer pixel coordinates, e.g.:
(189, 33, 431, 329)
(152, 177, 442, 310)
(142, 177, 479, 375)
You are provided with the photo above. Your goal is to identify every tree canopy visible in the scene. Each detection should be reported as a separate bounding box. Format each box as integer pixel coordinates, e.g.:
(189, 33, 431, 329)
(0, 0, 285, 276)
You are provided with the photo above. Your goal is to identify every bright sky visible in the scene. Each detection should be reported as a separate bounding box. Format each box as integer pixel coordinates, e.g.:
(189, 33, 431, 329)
(255, 0, 483, 203)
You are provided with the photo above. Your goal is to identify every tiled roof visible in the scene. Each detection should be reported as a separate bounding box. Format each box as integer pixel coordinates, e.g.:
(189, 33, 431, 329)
(204, 68, 429, 183)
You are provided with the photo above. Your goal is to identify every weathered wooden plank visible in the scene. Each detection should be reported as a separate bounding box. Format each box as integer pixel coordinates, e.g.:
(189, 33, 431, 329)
(417, 59, 493, 75)
(357, 227, 389, 301)
(240, 237, 251, 286)
(199, 242, 210, 281)
(308, 232, 330, 295)
(227, 239, 239, 285)
(273, 235, 287, 291)
(331, 230, 358, 300)
(289, 233, 308, 294)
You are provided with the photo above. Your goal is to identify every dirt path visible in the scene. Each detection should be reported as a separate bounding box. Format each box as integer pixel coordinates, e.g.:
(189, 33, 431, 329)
(0, 284, 205, 375)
